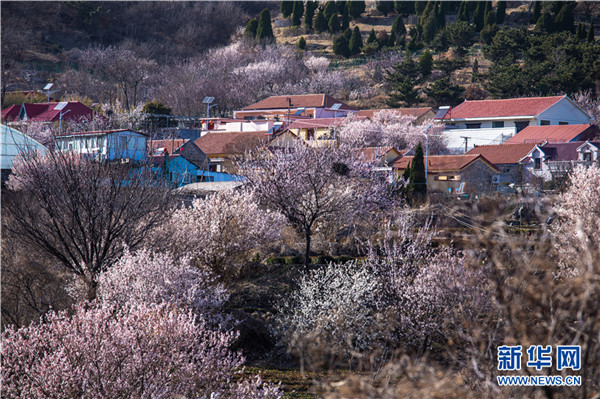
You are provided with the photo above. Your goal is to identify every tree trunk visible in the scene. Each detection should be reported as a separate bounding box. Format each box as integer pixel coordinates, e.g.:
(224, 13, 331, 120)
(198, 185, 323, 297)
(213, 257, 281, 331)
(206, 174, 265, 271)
(85, 278, 98, 302)
(304, 229, 311, 268)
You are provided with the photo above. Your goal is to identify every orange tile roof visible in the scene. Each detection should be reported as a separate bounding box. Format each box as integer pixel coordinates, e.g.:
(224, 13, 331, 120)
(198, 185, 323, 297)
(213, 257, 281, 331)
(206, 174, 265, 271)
(444, 96, 564, 119)
(505, 124, 597, 144)
(393, 154, 498, 172)
(358, 147, 399, 161)
(194, 131, 269, 155)
(356, 107, 433, 119)
(465, 143, 538, 164)
(243, 94, 356, 110)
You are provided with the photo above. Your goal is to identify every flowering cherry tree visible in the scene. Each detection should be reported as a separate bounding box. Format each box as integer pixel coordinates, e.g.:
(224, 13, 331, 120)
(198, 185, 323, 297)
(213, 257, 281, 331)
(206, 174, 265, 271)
(151, 188, 284, 276)
(97, 248, 228, 316)
(239, 142, 397, 266)
(1, 302, 282, 398)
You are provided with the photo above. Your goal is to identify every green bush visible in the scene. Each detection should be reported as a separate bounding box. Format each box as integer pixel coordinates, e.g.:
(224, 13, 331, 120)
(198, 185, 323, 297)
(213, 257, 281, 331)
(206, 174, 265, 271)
(265, 257, 287, 265)
(317, 255, 335, 264)
(288, 255, 306, 265)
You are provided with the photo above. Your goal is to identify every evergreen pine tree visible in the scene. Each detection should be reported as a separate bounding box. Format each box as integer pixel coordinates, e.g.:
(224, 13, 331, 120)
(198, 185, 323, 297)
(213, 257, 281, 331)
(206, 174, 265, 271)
(298, 36, 307, 50)
(256, 9, 274, 42)
(588, 22, 596, 42)
(377, 30, 390, 48)
(244, 18, 258, 39)
(305, 1, 318, 29)
(473, 1, 485, 31)
(376, 1, 394, 16)
(367, 28, 377, 44)
(314, 9, 328, 33)
(349, 26, 363, 55)
(392, 15, 407, 37)
(419, 49, 433, 78)
(496, 1, 506, 24)
(414, 1, 426, 15)
(281, 1, 293, 18)
(530, 1, 541, 24)
(336, 0, 346, 14)
(385, 51, 422, 107)
(324, 1, 337, 21)
(472, 58, 479, 82)
(394, 1, 414, 15)
(422, 12, 439, 43)
(484, 9, 495, 28)
(341, 3, 350, 31)
(554, 3, 575, 33)
(292, 1, 304, 26)
(457, 1, 469, 23)
(419, 1, 435, 26)
(534, 13, 554, 34)
(333, 34, 351, 58)
(347, 1, 366, 19)
(408, 142, 427, 198)
(388, 30, 397, 47)
(577, 23, 586, 41)
(328, 13, 341, 33)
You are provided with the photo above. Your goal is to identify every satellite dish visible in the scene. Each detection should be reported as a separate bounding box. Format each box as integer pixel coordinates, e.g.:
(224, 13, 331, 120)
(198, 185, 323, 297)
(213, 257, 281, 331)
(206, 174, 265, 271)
(43, 83, 54, 90)
(330, 103, 342, 110)
(202, 97, 215, 104)
(54, 102, 68, 111)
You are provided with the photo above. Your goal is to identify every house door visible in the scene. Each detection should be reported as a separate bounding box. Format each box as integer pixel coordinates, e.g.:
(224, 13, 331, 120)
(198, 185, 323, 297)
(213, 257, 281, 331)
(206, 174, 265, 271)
(515, 121, 529, 132)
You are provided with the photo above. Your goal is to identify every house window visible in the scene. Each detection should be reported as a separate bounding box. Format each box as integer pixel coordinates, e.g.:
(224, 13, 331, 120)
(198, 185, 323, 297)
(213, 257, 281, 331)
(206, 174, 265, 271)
(534, 158, 541, 170)
(466, 123, 481, 129)
(306, 129, 315, 140)
(583, 152, 592, 161)
(503, 168, 511, 173)
(434, 175, 448, 181)
(540, 120, 550, 125)
(515, 121, 530, 132)
(559, 121, 568, 125)
(492, 121, 504, 128)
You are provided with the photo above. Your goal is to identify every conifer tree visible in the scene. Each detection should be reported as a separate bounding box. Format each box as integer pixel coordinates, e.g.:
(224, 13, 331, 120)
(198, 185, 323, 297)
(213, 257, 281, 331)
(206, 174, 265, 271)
(472, 58, 479, 82)
(588, 22, 596, 42)
(472, 1, 485, 31)
(314, 9, 328, 33)
(281, 1, 293, 18)
(376, 0, 394, 16)
(457, 1, 469, 23)
(419, 49, 433, 78)
(347, 1, 366, 19)
(554, 3, 575, 33)
(256, 9, 274, 43)
(298, 36, 307, 50)
(414, 1, 426, 15)
(324, 1, 337, 21)
(305, 1, 318, 29)
(341, 3, 350, 31)
(349, 26, 363, 55)
(392, 14, 407, 37)
(484, 9, 495, 28)
(408, 142, 427, 198)
(244, 18, 258, 39)
(377, 30, 390, 48)
(333, 34, 351, 58)
(419, 1, 435, 26)
(328, 13, 341, 33)
(292, 1, 304, 27)
(496, 0, 506, 24)
(577, 23, 587, 41)
(530, 1, 541, 24)
(388, 30, 397, 47)
(394, 1, 413, 15)
(367, 28, 377, 45)
(534, 13, 554, 34)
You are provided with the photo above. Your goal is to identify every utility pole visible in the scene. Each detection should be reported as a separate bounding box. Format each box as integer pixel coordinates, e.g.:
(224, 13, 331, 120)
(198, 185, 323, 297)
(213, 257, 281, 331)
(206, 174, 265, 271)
(286, 97, 292, 128)
(461, 136, 469, 153)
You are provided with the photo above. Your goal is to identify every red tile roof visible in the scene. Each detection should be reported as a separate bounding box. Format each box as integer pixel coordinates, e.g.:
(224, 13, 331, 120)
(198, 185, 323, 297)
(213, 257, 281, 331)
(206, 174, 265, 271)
(194, 131, 269, 155)
(243, 94, 356, 111)
(505, 124, 598, 144)
(393, 154, 498, 172)
(356, 107, 433, 119)
(358, 147, 400, 162)
(1, 104, 21, 122)
(444, 96, 564, 120)
(22, 101, 94, 122)
(465, 143, 538, 164)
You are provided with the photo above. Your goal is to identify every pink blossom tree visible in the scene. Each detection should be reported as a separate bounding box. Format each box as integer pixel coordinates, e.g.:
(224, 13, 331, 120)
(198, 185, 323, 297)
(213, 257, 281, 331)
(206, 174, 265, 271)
(1, 301, 282, 398)
(97, 248, 228, 317)
(150, 188, 284, 276)
(339, 110, 447, 154)
(239, 141, 398, 266)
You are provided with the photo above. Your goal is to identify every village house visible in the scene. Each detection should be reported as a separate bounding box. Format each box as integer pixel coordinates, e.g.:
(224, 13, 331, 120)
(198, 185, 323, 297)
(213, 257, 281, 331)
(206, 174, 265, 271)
(437, 96, 593, 153)
(505, 124, 598, 144)
(194, 131, 269, 175)
(393, 154, 499, 195)
(55, 129, 148, 162)
(234, 94, 356, 121)
(1, 124, 47, 182)
(150, 139, 210, 187)
(521, 140, 600, 183)
(1, 101, 94, 126)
